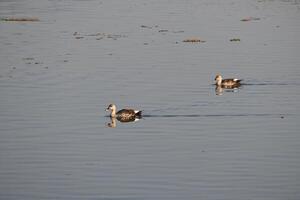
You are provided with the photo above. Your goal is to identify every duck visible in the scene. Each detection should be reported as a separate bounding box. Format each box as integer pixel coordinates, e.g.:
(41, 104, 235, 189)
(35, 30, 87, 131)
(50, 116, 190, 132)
(105, 104, 142, 122)
(214, 74, 242, 87)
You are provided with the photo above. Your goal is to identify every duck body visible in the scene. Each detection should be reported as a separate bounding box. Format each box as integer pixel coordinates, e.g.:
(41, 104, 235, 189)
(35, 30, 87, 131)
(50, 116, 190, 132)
(215, 74, 242, 87)
(219, 78, 242, 87)
(106, 104, 142, 122)
(116, 109, 142, 118)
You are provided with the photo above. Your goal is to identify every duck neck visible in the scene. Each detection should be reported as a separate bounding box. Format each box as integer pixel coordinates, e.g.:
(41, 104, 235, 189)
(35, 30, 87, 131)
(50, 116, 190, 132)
(110, 108, 116, 118)
(216, 79, 222, 86)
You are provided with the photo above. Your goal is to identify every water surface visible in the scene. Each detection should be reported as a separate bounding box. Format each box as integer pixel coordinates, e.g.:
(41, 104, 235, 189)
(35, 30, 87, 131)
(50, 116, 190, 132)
(0, 0, 300, 199)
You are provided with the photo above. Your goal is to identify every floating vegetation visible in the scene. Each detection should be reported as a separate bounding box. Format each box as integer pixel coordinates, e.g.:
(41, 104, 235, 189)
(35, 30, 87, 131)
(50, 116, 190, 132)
(230, 38, 241, 42)
(141, 25, 183, 34)
(22, 57, 35, 61)
(1, 17, 39, 22)
(172, 30, 184, 33)
(73, 32, 127, 40)
(158, 29, 168, 33)
(140, 25, 153, 29)
(183, 37, 206, 43)
(240, 17, 260, 22)
(75, 36, 84, 39)
(22, 57, 43, 65)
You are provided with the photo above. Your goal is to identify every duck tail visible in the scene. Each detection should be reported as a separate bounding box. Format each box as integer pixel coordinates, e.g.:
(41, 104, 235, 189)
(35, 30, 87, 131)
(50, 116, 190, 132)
(135, 111, 142, 118)
(234, 78, 242, 83)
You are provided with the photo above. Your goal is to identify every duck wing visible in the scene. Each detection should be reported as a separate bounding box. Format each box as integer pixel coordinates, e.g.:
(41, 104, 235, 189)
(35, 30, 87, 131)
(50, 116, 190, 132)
(116, 109, 141, 122)
(222, 78, 242, 86)
(116, 109, 135, 118)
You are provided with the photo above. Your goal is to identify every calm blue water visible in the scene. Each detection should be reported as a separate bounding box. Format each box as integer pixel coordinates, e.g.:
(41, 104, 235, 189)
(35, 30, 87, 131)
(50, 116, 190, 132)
(0, 0, 300, 199)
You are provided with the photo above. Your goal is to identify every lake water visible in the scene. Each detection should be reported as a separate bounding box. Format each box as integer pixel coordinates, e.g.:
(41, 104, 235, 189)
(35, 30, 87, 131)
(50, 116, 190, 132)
(0, 0, 300, 199)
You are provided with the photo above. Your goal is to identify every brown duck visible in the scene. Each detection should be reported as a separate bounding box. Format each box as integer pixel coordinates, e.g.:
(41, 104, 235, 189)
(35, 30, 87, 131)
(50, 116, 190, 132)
(106, 104, 142, 122)
(214, 74, 242, 87)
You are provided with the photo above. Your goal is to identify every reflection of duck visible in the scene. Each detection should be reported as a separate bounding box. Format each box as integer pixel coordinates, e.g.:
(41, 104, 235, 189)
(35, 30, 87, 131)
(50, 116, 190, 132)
(106, 117, 117, 128)
(106, 115, 141, 128)
(106, 104, 142, 122)
(215, 85, 224, 95)
(215, 85, 240, 95)
(215, 74, 242, 87)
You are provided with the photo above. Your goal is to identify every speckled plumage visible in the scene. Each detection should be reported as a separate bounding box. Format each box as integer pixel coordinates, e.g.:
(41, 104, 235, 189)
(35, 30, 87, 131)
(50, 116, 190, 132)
(215, 74, 242, 87)
(106, 104, 142, 122)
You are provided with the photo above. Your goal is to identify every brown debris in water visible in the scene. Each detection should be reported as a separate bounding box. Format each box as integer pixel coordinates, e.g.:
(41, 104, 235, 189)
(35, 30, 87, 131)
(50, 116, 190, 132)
(240, 17, 260, 22)
(183, 37, 206, 43)
(73, 32, 126, 40)
(173, 30, 184, 33)
(75, 36, 84, 39)
(141, 25, 153, 29)
(158, 29, 168, 33)
(1, 17, 39, 22)
(23, 57, 35, 61)
(230, 38, 241, 42)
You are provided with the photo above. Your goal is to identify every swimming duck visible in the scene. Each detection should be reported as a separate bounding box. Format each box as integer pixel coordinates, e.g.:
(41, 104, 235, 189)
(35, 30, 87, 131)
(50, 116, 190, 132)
(106, 104, 142, 122)
(214, 74, 242, 87)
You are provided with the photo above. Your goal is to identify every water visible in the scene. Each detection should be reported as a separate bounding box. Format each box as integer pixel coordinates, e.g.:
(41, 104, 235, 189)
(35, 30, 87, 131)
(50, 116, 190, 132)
(0, 0, 300, 199)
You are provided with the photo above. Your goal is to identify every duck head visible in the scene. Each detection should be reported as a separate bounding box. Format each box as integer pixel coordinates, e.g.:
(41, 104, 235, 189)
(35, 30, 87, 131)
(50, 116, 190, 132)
(215, 74, 223, 86)
(106, 104, 117, 117)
